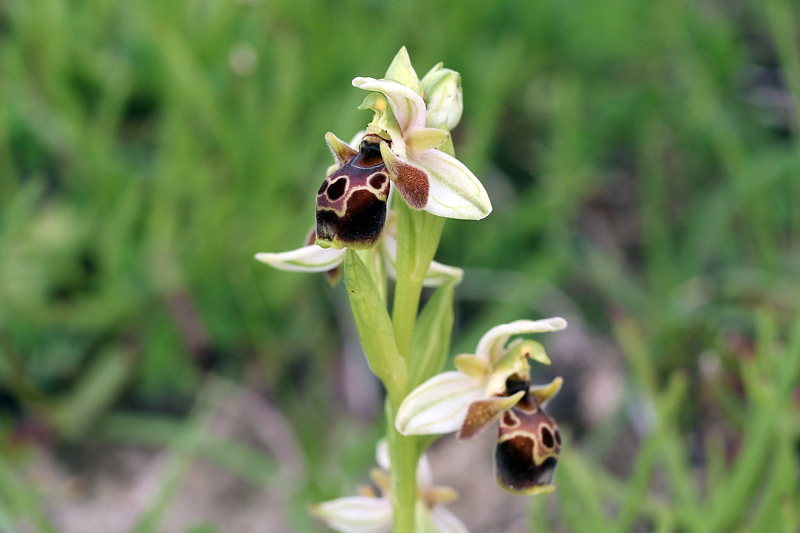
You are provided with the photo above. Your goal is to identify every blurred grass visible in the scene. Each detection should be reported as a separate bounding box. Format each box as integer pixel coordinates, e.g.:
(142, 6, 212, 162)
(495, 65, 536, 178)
(0, 0, 799, 531)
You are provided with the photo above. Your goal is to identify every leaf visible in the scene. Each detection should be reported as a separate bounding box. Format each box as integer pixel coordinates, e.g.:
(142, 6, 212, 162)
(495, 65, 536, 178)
(344, 250, 407, 395)
(409, 280, 456, 388)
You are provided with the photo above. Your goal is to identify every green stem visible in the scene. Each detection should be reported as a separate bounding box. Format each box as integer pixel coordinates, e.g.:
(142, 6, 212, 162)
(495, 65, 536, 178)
(387, 134, 454, 531)
(387, 399, 418, 533)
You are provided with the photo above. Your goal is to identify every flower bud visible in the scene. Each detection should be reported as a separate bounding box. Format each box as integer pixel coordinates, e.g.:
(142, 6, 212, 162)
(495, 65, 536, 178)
(421, 64, 463, 130)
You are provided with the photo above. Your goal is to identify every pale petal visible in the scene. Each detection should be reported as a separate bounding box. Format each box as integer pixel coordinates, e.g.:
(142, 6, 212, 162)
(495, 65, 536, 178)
(415, 149, 491, 220)
(416, 454, 434, 488)
(430, 506, 470, 533)
(376, 439, 390, 471)
(376, 438, 434, 488)
(396, 371, 484, 435)
(254, 246, 345, 273)
(353, 77, 426, 135)
(529, 377, 563, 407)
(453, 354, 489, 380)
(475, 318, 567, 364)
(407, 128, 449, 158)
(325, 131, 357, 167)
(310, 497, 393, 533)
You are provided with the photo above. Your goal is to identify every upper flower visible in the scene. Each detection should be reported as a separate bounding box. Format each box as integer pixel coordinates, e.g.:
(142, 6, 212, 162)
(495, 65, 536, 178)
(352, 47, 492, 220)
(395, 318, 567, 494)
(311, 440, 468, 533)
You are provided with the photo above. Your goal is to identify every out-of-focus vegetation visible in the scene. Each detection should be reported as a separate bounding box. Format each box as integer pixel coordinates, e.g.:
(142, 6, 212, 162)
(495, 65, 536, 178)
(0, 0, 798, 531)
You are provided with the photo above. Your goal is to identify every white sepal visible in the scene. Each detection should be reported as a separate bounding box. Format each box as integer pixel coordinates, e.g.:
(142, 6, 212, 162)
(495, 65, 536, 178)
(310, 496, 393, 533)
(421, 260, 464, 287)
(395, 371, 484, 436)
(416, 149, 492, 220)
(254, 246, 345, 273)
(383, 46, 422, 96)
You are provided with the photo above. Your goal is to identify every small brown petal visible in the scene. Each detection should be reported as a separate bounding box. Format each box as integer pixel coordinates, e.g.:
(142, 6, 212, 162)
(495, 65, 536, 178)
(457, 391, 524, 441)
(379, 142, 429, 209)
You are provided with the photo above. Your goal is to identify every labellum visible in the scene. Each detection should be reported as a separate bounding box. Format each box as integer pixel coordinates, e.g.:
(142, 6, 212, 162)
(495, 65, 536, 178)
(316, 134, 391, 250)
(495, 381, 562, 495)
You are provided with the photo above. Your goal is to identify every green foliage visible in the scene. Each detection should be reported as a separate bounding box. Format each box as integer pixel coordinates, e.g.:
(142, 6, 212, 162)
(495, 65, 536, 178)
(344, 250, 406, 395)
(544, 312, 800, 533)
(0, 0, 798, 530)
(409, 280, 456, 389)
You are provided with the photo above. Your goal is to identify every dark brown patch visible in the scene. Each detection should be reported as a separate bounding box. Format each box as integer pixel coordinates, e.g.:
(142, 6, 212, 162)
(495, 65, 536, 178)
(354, 139, 384, 168)
(317, 180, 329, 195)
(505, 379, 528, 396)
(496, 435, 558, 493)
(369, 173, 387, 189)
(316, 189, 387, 249)
(541, 426, 554, 448)
(327, 177, 347, 200)
(502, 412, 518, 427)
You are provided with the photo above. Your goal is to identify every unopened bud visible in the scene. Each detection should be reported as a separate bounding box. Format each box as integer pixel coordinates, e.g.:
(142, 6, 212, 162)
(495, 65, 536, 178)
(421, 64, 463, 130)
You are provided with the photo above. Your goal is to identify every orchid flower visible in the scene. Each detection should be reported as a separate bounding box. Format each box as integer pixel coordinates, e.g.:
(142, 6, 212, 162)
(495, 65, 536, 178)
(395, 318, 567, 494)
(352, 47, 491, 220)
(256, 128, 463, 285)
(311, 441, 468, 533)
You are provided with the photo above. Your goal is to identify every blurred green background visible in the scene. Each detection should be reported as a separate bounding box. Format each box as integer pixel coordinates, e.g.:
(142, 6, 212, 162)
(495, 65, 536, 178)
(1, 0, 799, 531)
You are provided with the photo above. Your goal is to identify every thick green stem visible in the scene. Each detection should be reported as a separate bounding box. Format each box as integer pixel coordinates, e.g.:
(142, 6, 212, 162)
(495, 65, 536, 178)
(387, 399, 418, 533)
(387, 135, 454, 531)
(391, 200, 445, 358)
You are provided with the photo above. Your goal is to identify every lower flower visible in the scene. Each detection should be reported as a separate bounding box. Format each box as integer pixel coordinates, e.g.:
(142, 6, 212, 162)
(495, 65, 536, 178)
(395, 318, 567, 494)
(310, 441, 468, 533)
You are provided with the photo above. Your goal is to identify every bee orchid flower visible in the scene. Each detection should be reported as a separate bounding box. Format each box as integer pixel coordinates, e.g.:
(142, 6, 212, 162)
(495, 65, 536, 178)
(352, 47, 491, 221)
(395, 318, 567, 494)
(311, 441, 468, 533)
